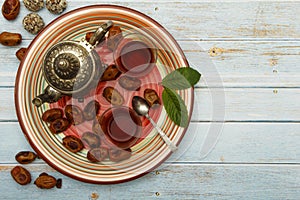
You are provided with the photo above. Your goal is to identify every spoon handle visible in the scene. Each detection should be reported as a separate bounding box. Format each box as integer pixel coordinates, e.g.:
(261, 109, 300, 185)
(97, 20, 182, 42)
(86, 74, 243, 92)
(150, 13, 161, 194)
(146, 114, 178, 152)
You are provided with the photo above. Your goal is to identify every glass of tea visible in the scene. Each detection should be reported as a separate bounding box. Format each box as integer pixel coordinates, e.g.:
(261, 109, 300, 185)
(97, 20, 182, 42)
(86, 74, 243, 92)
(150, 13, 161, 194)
(99, 106, 142, 149)
(113, 33, 157, 77)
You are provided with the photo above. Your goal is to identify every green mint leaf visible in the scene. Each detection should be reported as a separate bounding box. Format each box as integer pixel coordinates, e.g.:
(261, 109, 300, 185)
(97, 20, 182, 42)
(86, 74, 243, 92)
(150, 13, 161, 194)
(162, 88, 189, 127)
(162, 67, 201, 90)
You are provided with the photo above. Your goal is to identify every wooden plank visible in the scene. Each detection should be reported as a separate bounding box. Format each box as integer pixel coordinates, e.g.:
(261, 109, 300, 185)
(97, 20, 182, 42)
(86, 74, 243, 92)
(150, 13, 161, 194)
(0, 164, 299, 199)
(1, 122, 299, 163)
(2, 41, 300, 87)
(3, 88, 300, 121)
(1, 1, 300, 40)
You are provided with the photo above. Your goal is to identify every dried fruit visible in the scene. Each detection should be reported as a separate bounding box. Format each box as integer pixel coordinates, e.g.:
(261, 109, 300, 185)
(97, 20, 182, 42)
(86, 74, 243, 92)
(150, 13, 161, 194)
(103, 87, 124, 105)
(83, 100, 100, 121)
(85, 31, 94, 42)
(56, 178, 62, 188)
(65, 105, 84, 125)
(23, 0, 44, 12)
(16, 47, 27, 61)
(23, 13, 45, 34)
(62, 135, 84, 153)
(144, 89, 161, 107)
(118, 76, 141, 91)
(81, 132, 101, 149)
(11, 166, 31, 185)
(42, 108, 63, 123)
(2, 0, 20, 20)
(92, 117, 104, 135)
(49, 118, 70, 134)
(15, 151, 37, 164)
(107, 25, 123, 51)
(46, 0, 67, 14)
(0, 32, 22, 46)
(34, 173, 57, 189)
(87, 147, 108, 162)
(100, 64, 121, 81)
(109, 148, 131, 162)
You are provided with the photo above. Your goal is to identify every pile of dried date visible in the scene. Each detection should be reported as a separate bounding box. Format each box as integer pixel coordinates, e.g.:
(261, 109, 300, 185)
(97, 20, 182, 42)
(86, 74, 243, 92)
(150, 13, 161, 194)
(11, 151, 62, 188)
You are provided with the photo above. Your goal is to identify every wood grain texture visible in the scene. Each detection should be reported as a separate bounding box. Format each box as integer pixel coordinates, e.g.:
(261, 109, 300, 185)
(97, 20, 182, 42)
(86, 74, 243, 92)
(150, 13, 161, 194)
(1, 0, 300, 199)
(1, 122, 299, 163)
(0, 164, 299, 200)
(2, 88, 300, 121)
(2, 41, 300, 87)
(1, 1, 300, 40)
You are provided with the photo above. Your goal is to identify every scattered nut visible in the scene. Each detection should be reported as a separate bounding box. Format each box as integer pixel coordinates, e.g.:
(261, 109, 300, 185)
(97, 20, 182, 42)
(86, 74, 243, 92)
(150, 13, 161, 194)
(83, 100, 100, 121)
(15, 151, 37, 164)
(81, 132, 101, 149)
(49, 118, 70, 134)
(103, 87, 124, 105)
(144, 89, 161, 107)
(65, 105, 84, 125)
(23, 13, 45, 34)
(87, 147, 108, 162)
(16, 47, 27, 61)
(2, 0, 20, 20)
(42, 108, 63, 123)
(46, 0, 67, 14)
(100, 64, 121, 81)
(0, 32, 22, 46)
(118, 76, 141, 91)
(62, 135, 84, 153)
(107, 25, 123, 51)
(23, 0, 44, 12)
(34, 173, 57, 189)
(11, 166, 31, 185)
(109, 148, 131, 162)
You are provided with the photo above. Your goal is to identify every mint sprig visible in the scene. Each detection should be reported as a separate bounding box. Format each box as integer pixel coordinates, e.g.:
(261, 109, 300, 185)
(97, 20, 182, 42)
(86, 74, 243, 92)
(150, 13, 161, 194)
(161, 67, 201, 127)
(162, 68, 201, 90)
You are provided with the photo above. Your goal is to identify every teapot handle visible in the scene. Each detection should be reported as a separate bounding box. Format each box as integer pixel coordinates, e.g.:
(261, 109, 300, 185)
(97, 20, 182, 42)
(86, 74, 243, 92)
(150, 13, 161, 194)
(89, 21, 113, 46)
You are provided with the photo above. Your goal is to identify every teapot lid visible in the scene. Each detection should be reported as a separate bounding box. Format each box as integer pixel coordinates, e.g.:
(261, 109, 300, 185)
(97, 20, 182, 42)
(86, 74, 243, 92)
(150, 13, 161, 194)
(43, 41, 96, 94)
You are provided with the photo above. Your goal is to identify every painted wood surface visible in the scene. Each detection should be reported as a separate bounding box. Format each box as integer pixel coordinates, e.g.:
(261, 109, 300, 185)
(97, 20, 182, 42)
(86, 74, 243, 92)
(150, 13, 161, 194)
(2, 88, 300, 121)
(0, 1, 299, 199)
(2, 41, 300, 87)
(1, 164, 299, 200)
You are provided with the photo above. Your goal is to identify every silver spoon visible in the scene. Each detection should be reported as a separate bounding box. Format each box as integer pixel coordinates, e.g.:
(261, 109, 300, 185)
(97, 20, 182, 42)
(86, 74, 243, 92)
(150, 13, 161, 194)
(132, 96, 178, 152)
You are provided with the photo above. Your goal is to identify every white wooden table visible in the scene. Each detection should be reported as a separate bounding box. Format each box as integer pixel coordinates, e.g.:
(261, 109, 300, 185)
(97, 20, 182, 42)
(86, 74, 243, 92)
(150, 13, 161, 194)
(1, 1, 300, 199)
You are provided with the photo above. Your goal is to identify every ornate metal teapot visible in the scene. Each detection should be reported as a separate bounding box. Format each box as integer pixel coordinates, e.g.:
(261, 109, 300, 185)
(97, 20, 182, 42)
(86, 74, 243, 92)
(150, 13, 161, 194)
(32, 21, 113, 107)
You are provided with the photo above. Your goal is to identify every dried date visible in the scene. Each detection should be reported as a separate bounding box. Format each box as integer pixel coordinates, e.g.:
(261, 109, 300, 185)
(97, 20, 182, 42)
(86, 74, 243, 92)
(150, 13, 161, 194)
(65, 105, 84, 125)
(15, 151, 37, 164)
(103, 87, 124, 105)
(49, 118, 70, 134)
(107, 25, 123, 51)
(16, 47, 27, 61)
(118, 76, 141, 91)
(81, 132, 101, 149)
(62, 135, 84, 153)
(87, 147, 108, 162)
(144, 89, 161, 107)
(11, 166, 31, 185)
(34, 173, 57, 189)
(100, 64, 121, 81)
(0, 31, 22, 46)
(42, 108, 63, 123)
(109, 148, 131, 162)
(2, 0, 20, 20)
(83, 100, 100, 121)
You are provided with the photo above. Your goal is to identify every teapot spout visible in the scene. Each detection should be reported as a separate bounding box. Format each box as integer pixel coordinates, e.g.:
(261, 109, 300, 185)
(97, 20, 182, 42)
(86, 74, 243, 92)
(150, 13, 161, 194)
(32, 86, 62, 107)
